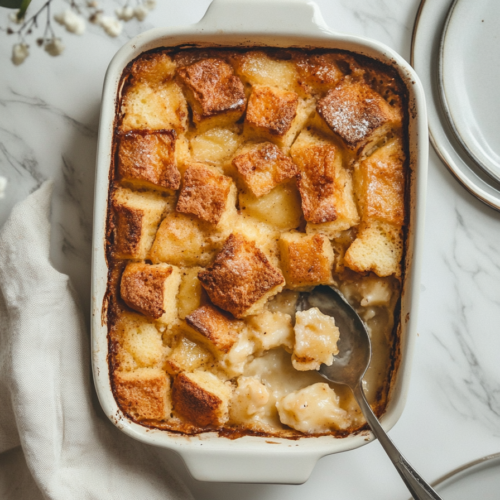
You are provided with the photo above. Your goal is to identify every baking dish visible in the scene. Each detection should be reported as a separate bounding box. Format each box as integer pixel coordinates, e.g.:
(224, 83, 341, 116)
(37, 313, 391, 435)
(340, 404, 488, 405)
(91, 0, 428, 484)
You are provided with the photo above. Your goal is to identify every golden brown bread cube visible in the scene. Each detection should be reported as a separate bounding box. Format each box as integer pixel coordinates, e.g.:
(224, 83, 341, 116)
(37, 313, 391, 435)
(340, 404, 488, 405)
(185, 304, 241, 356)
(290, 129, 340, 224)
(149, 212, 215, 267)
(176, 163, 236, 225)
(129, 52, 176, 86)
(120, 262, 181, 324)
(354, 137, 405, 226)
(279, 232, 334, 289)
(232, 142, 299, 197)
(177, 58, 246, 128)
(112, 187, 168, 260)
(198, 233, 285, 318)
(165, 336, 213, 375)
(232, 217, 281, 267)
(121, 80, 188, 133)
(316, 81, 401, 155)
(114, 368, 171, 421)
(344, 220, 403, 277)
(294, 53, 343, 94)
(172, 370, 232, 427)
(177, 267, 205, 319)
(305, 160, 359, 239)
(291, 129, 359, 237)
(117, 130, 180, 192)
(245, 85, 298, 140)
(113, 312, 168, 371)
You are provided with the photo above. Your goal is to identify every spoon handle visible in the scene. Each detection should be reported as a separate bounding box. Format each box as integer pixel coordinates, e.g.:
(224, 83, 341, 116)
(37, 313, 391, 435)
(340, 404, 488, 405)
(353, 384, 442, 500)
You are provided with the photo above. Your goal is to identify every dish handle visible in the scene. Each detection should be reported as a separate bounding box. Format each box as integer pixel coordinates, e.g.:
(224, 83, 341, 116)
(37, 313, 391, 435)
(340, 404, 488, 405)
(180, 447, 321, 484)
(197, 0, 330, 35)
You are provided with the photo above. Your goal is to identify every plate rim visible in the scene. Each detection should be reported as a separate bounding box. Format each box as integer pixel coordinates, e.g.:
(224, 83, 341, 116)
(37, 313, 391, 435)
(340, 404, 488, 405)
(410, 0, 500, 212)
(407, 452, 500, 499)
(433, 452, 500, 490)
(438, 0, 500, 184)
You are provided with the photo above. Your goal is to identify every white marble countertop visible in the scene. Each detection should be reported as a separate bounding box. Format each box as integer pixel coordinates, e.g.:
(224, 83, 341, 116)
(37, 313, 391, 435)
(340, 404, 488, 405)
(1, 0, 500, 498)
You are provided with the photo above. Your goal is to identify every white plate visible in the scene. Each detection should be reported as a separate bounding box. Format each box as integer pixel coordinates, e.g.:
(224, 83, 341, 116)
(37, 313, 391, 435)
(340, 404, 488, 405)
(412, 0, 500, 211)
(407, 453, 500, 500)
(440, 0, 500, 183)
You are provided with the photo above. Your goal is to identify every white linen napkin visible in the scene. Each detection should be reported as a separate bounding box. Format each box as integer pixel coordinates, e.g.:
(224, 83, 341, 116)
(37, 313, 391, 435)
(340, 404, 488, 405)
(0, 181, 193, 500)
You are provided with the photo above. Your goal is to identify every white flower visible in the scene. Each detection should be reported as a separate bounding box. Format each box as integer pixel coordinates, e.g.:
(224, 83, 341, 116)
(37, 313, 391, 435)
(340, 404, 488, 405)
(144, 0, 156, 11)
(54, 10, 86, 35)
(115, 6, 134, 21)
(8, 11, 24, 24)
(45, 38, 65, 56)
(99, 16, 122, 37)
(0, 176, 7, 199)
(134, 5, 148, 21)
(89, 12, 102, 24)
(11, 43, 29, 65)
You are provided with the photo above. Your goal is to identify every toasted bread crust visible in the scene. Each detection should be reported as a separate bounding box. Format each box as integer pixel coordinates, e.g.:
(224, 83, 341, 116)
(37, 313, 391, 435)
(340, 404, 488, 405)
(198, 234, 285, 318)
(114, 369, 170, 421)
(280, 233, 334, 287)
(344, 220, 403, 277)
(120, 262, 173, 319)
(129, 52, 176, 85)
(176, 163, 233, 224)
(120, 79, 188, 133)
(232, 142, 298, 197)
(172, 372, 223, 427)
(294, 53, 343, 92)
(245, 86, 299, 137)
(118, 130, 180, 191)
(112, 188, 167, 260)
(294, 143, 338, 224)
(317, 81, 398, 150)
(113, 203, 143, 258)
(185, 304, 239, 354)
(177, 58, 246, 121)
(355, 137, 405, 226)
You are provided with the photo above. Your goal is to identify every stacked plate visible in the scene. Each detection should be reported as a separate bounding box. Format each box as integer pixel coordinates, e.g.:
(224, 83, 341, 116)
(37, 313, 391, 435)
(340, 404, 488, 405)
(412, 0, 500, 210)
(408, 453, 500, 500)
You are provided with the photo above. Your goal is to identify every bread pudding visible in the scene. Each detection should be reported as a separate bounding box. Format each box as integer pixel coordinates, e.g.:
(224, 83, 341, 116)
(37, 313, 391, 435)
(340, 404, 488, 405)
(105, 48, 408, 438)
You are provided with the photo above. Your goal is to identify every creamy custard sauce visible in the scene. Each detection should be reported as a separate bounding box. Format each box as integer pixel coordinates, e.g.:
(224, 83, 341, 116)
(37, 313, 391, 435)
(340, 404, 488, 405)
(231, 275, 399, 433)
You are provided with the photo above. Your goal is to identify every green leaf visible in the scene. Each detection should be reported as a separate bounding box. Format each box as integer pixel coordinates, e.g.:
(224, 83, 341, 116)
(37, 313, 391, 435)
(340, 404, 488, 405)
(16, 0, 31, 19)
(0, 0, 24, 9)
(0, 0, 31, 20)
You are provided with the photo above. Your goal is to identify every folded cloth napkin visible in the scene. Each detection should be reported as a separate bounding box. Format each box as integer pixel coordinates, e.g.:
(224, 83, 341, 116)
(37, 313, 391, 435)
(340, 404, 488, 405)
(0, 182, 193, 500)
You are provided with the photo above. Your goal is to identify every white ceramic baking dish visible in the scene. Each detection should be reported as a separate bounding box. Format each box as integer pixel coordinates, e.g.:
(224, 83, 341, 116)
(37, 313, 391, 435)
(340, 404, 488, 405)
(91, 0, 428, 484)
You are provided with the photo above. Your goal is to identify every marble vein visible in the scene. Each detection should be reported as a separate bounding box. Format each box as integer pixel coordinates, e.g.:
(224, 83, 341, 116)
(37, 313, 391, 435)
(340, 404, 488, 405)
(429, 202, 500, 434)
(0, 89, 97, 139)
(0, 125, 45, 187)
(61, 155, 92, 246)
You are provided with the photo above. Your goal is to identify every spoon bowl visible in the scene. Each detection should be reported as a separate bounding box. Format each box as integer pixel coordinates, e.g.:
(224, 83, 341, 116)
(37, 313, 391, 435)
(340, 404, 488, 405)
(297, 286, 442, 500)
(297, 285, 371, 388)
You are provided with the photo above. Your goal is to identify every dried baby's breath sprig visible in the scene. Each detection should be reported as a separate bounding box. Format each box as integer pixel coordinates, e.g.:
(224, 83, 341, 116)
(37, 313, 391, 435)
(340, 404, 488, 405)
(1, 0, 157, 65)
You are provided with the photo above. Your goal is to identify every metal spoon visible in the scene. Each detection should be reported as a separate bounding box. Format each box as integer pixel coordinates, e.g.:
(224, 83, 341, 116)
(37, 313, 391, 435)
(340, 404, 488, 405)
(297, 286, 442, 500)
